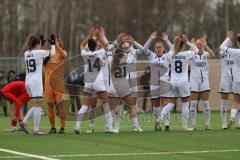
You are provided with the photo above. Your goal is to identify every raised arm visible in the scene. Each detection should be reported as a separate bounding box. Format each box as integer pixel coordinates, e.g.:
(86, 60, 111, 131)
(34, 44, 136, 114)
(80, 28, 94, 51)
(220, 32, 240, 56)
(220, 38, 231, 52)
(200, 38, 215, 58)
(56, 40, 67, 58)
(144, 31, 157, 50)
(185, 39, 199, 53)
(161, 32, 173, 49)
(206, 46, 215, 58)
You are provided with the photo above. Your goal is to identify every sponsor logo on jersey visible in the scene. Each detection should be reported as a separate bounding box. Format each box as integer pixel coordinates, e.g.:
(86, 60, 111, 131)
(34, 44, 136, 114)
(226, 60, 234, 65)
(194, 62, 207, 67)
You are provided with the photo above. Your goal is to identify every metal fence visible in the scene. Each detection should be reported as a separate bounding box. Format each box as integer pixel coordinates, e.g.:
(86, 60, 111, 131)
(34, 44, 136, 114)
(0, 57, 25, 74)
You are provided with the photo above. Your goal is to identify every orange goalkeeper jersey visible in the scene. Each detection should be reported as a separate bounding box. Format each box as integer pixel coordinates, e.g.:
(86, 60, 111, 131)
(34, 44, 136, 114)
(44, 47, 67, 87)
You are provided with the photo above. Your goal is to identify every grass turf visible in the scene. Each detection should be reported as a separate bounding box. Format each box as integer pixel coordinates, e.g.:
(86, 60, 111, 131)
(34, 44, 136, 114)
(0, 112, 240, 160)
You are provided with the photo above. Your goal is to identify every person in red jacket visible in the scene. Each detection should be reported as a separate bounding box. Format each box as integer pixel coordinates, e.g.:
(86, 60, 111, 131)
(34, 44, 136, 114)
(0, 81, 30, 131)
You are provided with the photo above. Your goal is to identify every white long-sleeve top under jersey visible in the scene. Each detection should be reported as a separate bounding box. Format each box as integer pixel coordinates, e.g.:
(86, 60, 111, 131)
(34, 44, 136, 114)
(220, 38, 240, 82)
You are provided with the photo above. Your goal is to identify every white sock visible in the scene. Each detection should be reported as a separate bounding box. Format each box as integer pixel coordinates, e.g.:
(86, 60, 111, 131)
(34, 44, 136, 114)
(159, 103, 175, 122)
(88, 108, 95, 128)
(236, 110, 240, 126)
(131, 116, 139, 127)
(75, 105, 89, 131)
(103, 103, 113, 129)
(230, 108, 238, 119)
(134, 97, 138, 113)
(114, 105, 121, 129)
(203, 100, 211, 126)
(182, 102, 190, 128)
(33, 107, 42, 131)
(220, 99, 228, 126)
(190, 100, 198, 126)
(23, 107, 35, 124)
(165, 112, 170, 126)
(153, 106, 161, 120)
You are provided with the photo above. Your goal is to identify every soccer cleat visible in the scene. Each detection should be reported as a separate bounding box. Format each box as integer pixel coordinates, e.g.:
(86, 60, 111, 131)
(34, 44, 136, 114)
(227, 118, 234, 129)
(74, 129, 80, 134)
(58, 128, 65, 134)
(33, 130, 47, 135)
(86, 127, 95, 134)
(191, 125, 197, 130)
(165, 126, 170, 131)
(17, 127, 24, 132)
(19, 122, 29, 134)
(4, 126, 17, 132)
(114, 127, 120, 133)
(222, 125, 228, 130)
(205, 125, 212, 130)
(183, 127, 194, 132)
(133, 126, 143, 133)
(105, 127, 118, 134)
(154, 121, 161, 131)
(48, 128, 57, 134)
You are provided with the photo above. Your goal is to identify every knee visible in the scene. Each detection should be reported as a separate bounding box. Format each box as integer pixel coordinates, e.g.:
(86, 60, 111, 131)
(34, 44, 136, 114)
(202, 100, 210, 111)
(190, 100, 198, 111)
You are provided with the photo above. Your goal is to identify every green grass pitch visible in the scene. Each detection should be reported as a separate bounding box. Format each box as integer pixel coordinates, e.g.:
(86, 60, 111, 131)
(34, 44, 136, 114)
(0, 112, 240, 160)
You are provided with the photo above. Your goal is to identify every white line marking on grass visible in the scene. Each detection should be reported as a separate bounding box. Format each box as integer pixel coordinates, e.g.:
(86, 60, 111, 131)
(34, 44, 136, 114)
(48, 149, 240, 157)
(0, 149, 239, 159)
(0, 155, 24, 159)
(0, 148, 59, 160)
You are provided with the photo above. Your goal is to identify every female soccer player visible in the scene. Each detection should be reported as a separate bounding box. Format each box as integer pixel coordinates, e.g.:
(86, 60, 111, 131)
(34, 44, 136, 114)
(158, 34, 199, 131)
(20, 35, 51, 135)
(74, 28, 116, 134)
(218, 37, 235, 129)
(189, 38, 215, 130)
(135, 31, 173, 131)
(0, 81, 30, 131)
(220, 32, 240, 129)
(108, 34, 143, 132)
(45, 35, 67, 134)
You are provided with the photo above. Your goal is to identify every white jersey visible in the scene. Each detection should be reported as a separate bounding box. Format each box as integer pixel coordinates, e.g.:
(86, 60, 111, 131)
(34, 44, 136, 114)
(24, 50, 50, 84)
(190, 51, 209, 81)
(81, 49, 106, 83)
(103, 51, 113, 88)
(126, 48, 141, 80)
(220, 38, 240, 82)
(167, 50, 195, 83)
(142, 38, 172, 81)
(219, 50, 235, 82)
(146, 52, 170, 81)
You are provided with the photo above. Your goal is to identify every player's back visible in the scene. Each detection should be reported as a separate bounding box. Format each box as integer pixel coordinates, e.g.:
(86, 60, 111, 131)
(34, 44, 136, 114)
(167, 50, 194, 82)
(111, 53, 128, 79)
(24, 50, 49, 83)
(81, 49, 106, 83)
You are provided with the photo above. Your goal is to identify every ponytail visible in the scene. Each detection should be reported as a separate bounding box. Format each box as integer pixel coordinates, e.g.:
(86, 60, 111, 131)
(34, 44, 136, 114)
(173, 35, 185, 56)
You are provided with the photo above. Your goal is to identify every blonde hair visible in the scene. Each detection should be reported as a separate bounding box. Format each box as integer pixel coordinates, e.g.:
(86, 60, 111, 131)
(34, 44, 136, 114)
(173, 36, 185, 56)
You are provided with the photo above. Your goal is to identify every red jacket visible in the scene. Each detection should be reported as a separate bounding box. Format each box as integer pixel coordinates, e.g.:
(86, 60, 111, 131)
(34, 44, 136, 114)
(1, 81, 30, 117)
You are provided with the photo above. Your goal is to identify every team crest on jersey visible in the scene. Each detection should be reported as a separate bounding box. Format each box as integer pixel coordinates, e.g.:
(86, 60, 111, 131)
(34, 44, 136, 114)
(203, 56, 207, 59)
